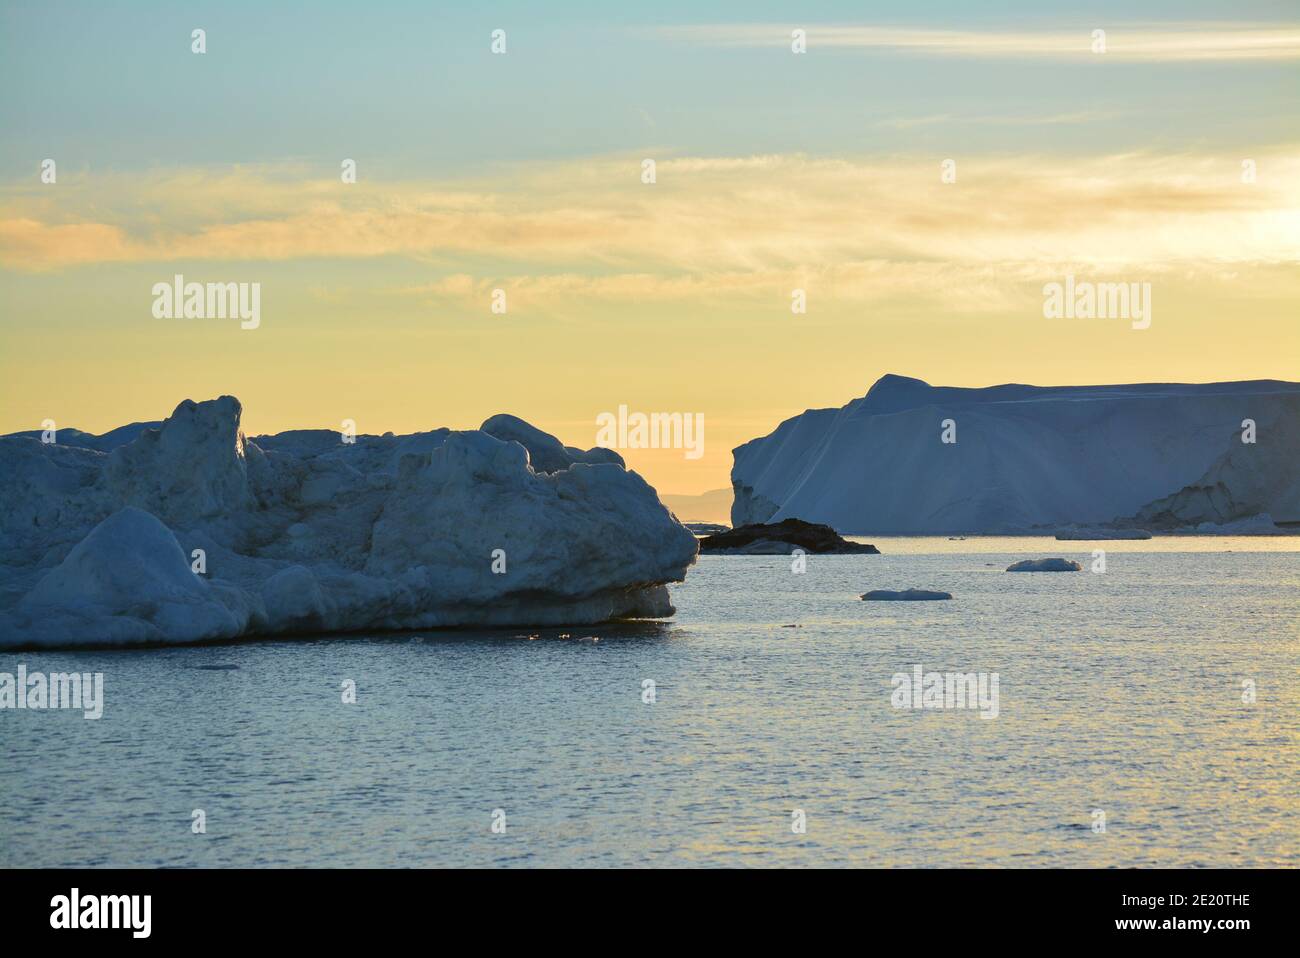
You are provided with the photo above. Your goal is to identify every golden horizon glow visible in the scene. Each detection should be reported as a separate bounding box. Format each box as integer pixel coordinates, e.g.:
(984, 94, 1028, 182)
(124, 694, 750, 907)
(2, 148, 1298, 496)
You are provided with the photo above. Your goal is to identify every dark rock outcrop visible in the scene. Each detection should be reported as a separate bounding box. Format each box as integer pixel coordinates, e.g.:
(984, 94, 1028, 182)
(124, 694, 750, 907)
(699, 518, 879, 555)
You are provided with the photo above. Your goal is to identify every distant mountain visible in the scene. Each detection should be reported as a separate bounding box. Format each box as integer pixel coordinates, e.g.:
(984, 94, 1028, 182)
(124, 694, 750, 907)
(731, 374, 1300, 535)
(660, 487, 734, 524)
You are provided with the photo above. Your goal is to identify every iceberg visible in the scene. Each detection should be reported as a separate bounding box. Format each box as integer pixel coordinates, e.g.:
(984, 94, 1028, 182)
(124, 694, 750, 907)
(0, 397, 698, 648)
(731, 374, 1300, 534)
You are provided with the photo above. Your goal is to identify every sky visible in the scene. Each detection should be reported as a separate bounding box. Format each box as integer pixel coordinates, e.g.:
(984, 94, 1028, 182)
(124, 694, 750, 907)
(1, 0, 1297, 496)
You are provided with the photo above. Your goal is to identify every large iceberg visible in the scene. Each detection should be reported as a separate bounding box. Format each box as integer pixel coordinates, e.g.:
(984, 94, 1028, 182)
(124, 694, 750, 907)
(732, 375, 1300, 535)
(0, 397, 697, 648)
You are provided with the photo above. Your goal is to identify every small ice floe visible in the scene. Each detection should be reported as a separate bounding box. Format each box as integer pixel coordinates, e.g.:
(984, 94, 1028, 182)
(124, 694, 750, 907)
(861, 588, 952, 601)
(1005, 558, 1081, 572)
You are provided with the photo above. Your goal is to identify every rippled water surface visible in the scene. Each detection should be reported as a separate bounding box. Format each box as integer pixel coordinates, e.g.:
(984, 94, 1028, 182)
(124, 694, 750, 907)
(3, 537, 1297, 867)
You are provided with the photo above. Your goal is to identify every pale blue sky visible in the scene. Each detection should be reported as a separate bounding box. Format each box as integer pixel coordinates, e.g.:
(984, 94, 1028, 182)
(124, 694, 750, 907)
(2, 0, 1297, 178)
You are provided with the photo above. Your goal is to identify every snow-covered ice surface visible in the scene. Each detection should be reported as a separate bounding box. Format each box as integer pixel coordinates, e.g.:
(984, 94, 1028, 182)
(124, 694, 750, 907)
(732, 374, 1300, 535)
(0, 397, 697, 648)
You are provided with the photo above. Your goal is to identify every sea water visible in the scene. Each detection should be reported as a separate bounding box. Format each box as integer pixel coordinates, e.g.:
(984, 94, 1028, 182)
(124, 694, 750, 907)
(2, 537, 1296, 867)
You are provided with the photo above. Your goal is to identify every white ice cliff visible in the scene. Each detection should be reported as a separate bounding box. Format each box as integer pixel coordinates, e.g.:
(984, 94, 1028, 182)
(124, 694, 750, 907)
(732, 375, 1300, 534)
(0, 397, 698, 647)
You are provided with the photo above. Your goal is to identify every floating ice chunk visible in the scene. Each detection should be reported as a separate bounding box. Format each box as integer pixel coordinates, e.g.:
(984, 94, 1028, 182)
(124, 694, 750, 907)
(861, 588, 952, 601)
(1005, 558, 1082, 572)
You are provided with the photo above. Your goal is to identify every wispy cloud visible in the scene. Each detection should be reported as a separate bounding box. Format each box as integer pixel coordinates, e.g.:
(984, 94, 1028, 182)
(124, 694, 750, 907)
(660, 23, 1300, 62)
